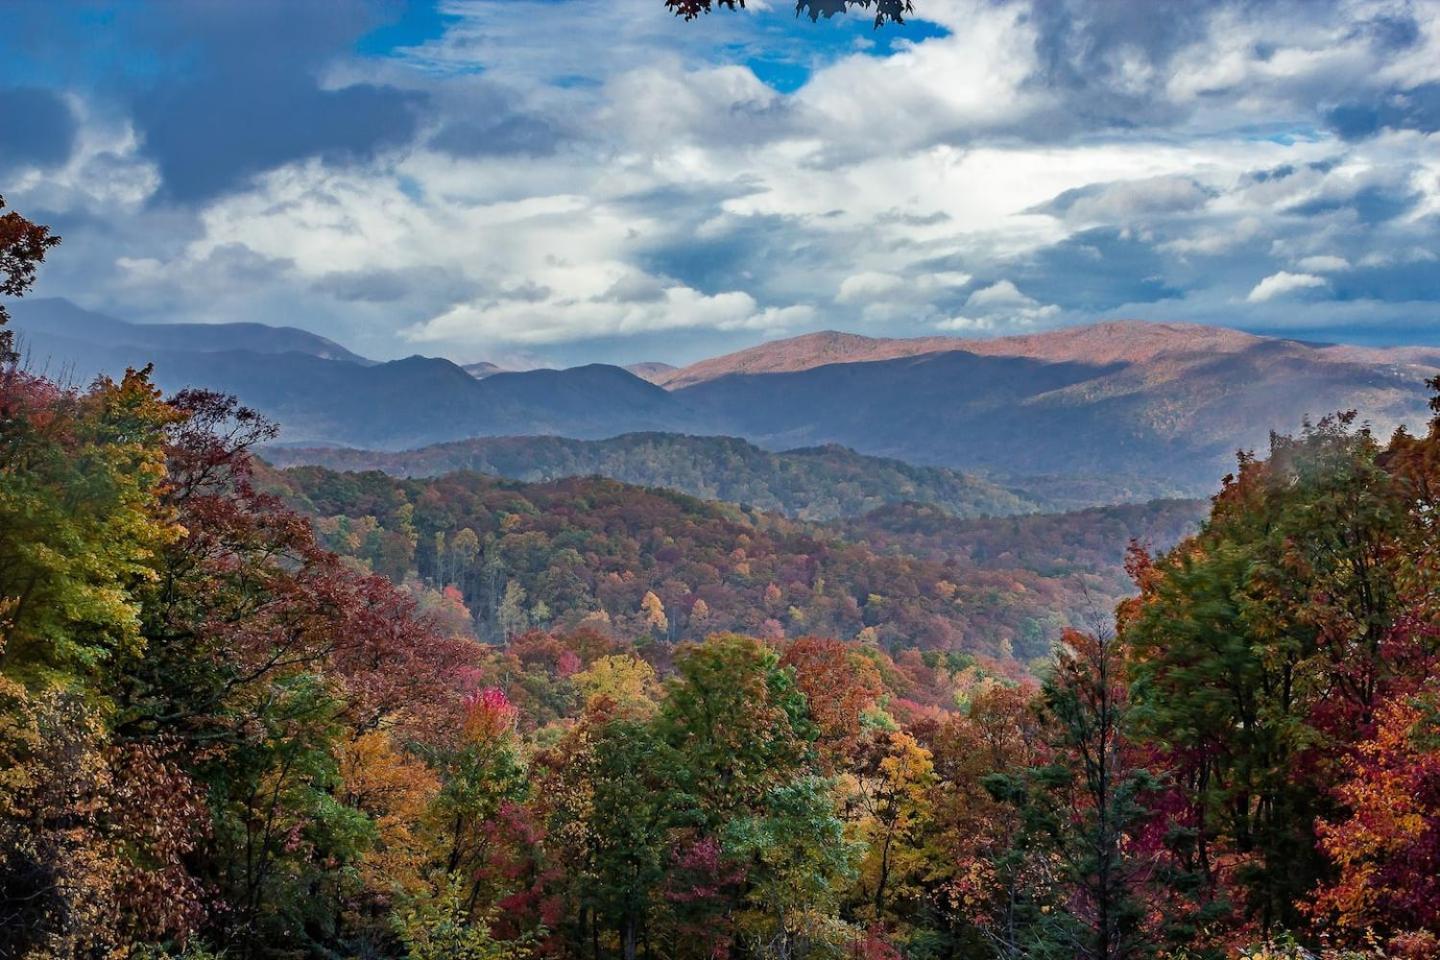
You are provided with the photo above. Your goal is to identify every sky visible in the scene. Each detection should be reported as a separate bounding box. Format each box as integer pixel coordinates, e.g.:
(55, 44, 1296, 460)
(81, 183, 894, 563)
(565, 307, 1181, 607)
(2, 0, 1439, 367)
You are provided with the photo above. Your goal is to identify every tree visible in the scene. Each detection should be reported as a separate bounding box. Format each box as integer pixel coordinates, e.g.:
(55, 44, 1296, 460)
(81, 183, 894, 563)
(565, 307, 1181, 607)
(984, 629, 1159, 960)
(1310, 678, 1440, 951)
(394, 875, 533, 960)
(725, 776, 861, 960)
(924, 680, 1048, 956)
(665, 0, 915, 28)
(0, 196, 61, 364)
(660, 633, 816, 825)
(500, 580, 531, 639)
(780, 636, 883, 769)
(641, 590, 669, 638)
(574, 654, 661, 720)
(844, 729, 935, 924)
(1123, 417, 1405, 933)
(586, 716, 681, 960)
(0, 368, 183, 688)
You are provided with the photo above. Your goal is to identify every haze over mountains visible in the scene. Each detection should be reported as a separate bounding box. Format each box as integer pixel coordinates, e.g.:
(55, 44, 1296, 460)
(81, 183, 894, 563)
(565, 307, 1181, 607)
(13, 297, 1438, 504)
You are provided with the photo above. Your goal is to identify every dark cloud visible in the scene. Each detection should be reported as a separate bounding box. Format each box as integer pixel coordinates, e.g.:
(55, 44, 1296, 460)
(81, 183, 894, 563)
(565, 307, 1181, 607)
(1331, 256, 1440, 303)
(876, 209, 951, 226)
(612, 180, 766, 219)
(1008, 228, 1183, 311)
(0, 87, 78, 171)
(312, 269, 412, 304)
(429, 114, 563, 157)
(139, 83, 423, 203)
(499, 281, 553, 303)
(636, 211, 833, 298)
(603, 274, 667, 304)
(1032, 176, 1214, 222)
(1287, 182, 1423, 225)
(111, 3, 427, 202)
(1021, 0, 1214, 126)
(1324, 82, 1440, 140)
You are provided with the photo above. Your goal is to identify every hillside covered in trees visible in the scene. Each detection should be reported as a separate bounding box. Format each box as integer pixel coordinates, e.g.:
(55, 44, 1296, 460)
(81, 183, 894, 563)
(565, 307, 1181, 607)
(265, 463, 1199, 667)
(261, 433, 1036, 521)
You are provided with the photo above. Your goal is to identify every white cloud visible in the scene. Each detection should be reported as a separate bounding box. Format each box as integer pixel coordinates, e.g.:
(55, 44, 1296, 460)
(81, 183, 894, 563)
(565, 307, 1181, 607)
(958, 279, 1060, 327)
(837, 271, 907, 303)
(1295, 255, 1350, 273)
(966, 280, 1032, 308)
(404, 281, 812, 347)
(935, 315, 997, 332)
(1247, 271, 1328, 302)
(1054, 176, 1214, 224)
(837, 269, 971, 305)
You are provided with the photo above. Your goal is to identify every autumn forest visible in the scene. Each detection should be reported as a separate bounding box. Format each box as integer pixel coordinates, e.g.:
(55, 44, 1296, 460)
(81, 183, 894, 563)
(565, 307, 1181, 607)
(5, 167, 1440, 960)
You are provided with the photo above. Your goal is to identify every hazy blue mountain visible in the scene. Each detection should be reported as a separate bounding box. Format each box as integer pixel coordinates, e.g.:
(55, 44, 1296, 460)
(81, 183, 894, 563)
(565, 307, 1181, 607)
(15, 299, 1438, 502)
(12, 298, 372, 366)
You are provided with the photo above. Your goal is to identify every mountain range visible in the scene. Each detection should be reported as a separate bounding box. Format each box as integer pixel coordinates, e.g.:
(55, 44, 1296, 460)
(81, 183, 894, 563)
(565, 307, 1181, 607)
(12, 297, 1439, 503)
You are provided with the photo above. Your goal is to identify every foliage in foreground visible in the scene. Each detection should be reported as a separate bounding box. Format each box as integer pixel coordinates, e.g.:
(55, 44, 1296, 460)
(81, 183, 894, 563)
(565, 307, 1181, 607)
(7, 358, 1440, 960)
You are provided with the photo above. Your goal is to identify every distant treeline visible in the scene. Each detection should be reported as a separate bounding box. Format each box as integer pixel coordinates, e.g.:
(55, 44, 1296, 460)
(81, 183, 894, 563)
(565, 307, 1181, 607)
(262, 433, 1037, 521)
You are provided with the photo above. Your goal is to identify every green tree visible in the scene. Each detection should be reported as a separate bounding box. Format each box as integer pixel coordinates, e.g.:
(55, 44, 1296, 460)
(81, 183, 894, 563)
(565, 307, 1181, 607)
(395, 875, 533, 960)
(1123, 417, 1403, 932)
(0, 369, 181, 689)
(660, 634, 816, 826)
(588, 716, 682, 960)
(985, 629, 1159, 960)
(725, 776, 861, 960)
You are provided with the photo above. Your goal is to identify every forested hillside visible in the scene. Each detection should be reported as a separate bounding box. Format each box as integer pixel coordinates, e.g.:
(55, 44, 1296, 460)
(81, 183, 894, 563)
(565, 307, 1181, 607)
(836, 499, 1208, 592)
(262, 433, 1035, 521)
(266, 464, 1186, 665)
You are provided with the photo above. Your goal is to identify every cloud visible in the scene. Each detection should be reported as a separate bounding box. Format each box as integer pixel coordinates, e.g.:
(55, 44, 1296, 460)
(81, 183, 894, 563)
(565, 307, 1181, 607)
(1325, 82, 1440, 140)
(1247, 271, 1328, 302)
(1294, 255, 1350, 273)
(966, 280, 1031, 308)
(837, 271, 908, 303)
(0, 87, 77, 172)
(956, 279, 1060, 327)
(404, 281, 812, 347)
(6, 0, 1440, 364)
(1034, 175, 1214, 224)
(935, 315, 999, 332)
(76, 3, 428, 203)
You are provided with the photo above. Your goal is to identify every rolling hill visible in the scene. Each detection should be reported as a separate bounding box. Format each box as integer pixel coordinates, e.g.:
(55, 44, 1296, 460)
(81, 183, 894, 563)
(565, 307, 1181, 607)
(260, 432, 1037, 521)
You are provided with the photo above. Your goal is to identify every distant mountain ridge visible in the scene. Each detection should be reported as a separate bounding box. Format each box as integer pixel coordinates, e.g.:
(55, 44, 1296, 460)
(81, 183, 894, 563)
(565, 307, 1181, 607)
(655, 321, 1440, 388)
(260, 432, 1037, 521)
(461, 361, 506, 379)
(13, 298, 1439, 503)
(12, 297, 371, 366)
(10, 299, 709, 448)
(625, 361, 678, 384)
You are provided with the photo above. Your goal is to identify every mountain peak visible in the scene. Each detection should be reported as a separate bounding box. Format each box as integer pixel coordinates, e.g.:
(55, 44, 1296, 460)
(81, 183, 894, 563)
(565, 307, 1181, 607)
(659, 319, 1273, 389)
